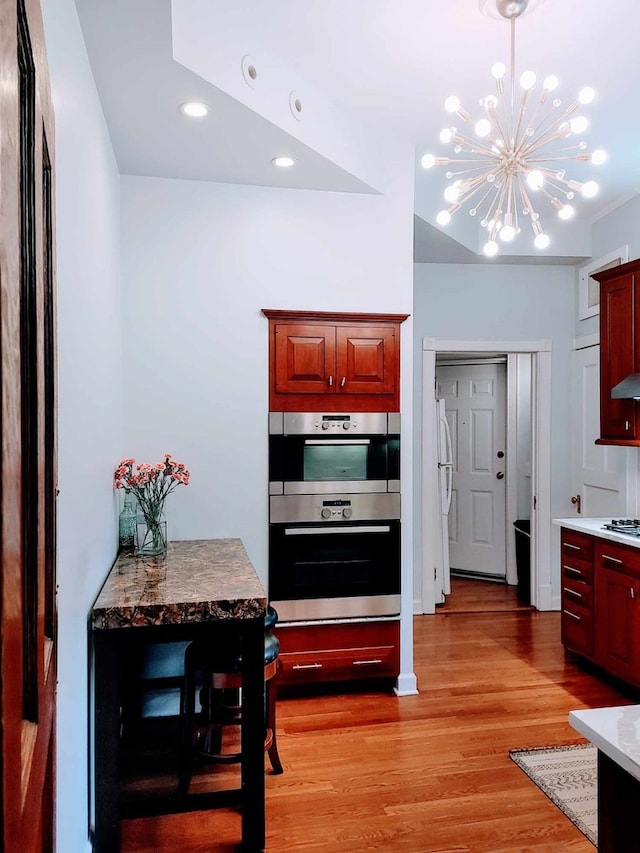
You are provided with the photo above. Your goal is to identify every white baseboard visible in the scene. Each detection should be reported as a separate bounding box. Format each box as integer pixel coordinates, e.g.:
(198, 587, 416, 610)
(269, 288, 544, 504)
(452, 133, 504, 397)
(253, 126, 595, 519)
(550, 593, 561, 612)
(394, 671, 419, 696)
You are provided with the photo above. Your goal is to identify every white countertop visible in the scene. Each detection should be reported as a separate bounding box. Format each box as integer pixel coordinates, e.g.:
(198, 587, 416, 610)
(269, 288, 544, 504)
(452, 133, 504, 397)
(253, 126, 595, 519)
(570, 705, 640, 781)
(553, 517, 640, 549)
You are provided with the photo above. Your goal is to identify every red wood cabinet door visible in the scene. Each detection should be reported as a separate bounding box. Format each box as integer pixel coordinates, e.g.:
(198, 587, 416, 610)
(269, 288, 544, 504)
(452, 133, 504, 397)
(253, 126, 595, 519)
(599, 272, 636, 441)
(595, 564, 640, 685)
(336, 325, 397, 397)
(273, 322, 336, 395)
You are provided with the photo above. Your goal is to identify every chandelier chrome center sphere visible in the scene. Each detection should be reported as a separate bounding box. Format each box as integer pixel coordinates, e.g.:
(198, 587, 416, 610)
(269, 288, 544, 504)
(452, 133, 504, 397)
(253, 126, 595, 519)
(421, 0, 606, 257)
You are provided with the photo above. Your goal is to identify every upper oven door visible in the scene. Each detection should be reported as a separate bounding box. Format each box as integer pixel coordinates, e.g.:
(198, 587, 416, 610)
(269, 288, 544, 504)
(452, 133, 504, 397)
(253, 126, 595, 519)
(269, 412, 400, 494)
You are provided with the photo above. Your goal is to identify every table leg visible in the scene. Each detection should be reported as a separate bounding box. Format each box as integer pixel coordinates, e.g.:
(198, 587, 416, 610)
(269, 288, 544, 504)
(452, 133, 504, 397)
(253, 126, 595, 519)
(93, 630, 121, 853)
(598, 750, 640, 852)
(240, 618, 265, 851)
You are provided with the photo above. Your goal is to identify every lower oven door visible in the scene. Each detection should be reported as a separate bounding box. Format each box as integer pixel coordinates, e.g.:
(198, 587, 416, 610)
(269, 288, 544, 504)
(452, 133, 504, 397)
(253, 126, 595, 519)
(269, 520, 400, 621)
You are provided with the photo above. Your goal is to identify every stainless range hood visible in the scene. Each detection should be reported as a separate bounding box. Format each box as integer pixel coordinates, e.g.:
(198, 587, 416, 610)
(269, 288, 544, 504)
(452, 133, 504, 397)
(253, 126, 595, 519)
(611, 373, 640, 399)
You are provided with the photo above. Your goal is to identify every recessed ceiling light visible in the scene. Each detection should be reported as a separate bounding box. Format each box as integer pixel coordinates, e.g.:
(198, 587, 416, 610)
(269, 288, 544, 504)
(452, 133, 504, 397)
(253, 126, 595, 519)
(272, 156, 296, 169)
(180, 102, 209, 118)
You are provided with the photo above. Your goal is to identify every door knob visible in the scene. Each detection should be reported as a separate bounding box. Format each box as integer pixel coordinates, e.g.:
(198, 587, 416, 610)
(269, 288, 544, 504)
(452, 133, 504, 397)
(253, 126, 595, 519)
(571, 494, 582, 514)
(497, 451, 505, 458)
(496, 471, 504, 480)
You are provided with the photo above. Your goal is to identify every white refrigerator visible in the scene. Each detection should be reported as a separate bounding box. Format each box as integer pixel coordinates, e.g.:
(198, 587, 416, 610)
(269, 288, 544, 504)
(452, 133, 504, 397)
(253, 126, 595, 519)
(435, 398, 453, 604)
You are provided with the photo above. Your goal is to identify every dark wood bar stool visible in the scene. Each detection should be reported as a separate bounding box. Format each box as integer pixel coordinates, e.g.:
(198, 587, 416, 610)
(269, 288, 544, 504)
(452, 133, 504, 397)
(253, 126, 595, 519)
(178, 606, 283, 795)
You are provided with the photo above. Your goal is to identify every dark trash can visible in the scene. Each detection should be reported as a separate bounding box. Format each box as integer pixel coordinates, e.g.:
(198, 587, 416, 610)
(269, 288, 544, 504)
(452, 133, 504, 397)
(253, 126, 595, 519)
(513, 519, 531, 605)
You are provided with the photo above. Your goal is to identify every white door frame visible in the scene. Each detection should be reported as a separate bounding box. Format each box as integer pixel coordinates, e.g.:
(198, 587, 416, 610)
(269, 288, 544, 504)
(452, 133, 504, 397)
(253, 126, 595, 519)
(421, 338, 553, 614)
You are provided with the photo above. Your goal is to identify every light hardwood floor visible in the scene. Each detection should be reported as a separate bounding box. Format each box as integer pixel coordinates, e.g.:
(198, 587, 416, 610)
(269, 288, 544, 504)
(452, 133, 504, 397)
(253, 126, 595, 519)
(122, 606, 635, 852)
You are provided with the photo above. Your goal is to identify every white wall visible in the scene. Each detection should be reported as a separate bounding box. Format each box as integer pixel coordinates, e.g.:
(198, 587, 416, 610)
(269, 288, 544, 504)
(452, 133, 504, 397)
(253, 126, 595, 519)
(120, 169, 417, 693)
(41, 1, 123, 850)
(413, 263, 575, 602)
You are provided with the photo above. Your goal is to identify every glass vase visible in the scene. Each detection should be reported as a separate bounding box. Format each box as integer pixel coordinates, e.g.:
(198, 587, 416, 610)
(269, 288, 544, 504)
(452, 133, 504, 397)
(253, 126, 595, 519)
(136, 514, 167, 556)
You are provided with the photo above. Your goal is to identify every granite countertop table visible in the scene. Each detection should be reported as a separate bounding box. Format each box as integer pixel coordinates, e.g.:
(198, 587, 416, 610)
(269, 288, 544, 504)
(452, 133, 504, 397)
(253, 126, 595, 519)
(553, 517, 640, 549)
(91, 538, 267, 630)
(90, 538, 268, 852)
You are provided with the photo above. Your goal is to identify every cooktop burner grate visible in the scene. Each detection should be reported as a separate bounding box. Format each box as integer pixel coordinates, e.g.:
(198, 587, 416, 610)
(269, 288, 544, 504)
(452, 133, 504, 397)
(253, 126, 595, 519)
(602, 519, 640, 536)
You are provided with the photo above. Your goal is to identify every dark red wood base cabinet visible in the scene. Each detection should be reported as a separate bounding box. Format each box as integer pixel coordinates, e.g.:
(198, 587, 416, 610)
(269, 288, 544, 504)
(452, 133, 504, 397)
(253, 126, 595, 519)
(561, 528, 640, 688)
(275, 621, 400, 687)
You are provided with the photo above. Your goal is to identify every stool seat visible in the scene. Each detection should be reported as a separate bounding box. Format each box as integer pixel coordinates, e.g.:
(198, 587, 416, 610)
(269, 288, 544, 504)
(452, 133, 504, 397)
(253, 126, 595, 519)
(178, 606, 283, 795)
(187, 631, 280, 673)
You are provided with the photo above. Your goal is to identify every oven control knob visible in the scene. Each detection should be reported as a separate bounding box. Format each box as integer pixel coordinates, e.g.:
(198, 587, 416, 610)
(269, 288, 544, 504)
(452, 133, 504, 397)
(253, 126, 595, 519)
(321, 422, 330, 430)
(343, 422, 351, 430)
(342, 507, 353, 519)
(321, 508, 332, 519)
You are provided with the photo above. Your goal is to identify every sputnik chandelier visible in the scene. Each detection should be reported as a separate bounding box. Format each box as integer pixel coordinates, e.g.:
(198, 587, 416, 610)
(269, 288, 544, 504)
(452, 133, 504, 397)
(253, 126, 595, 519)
(420, 0, 607, 257)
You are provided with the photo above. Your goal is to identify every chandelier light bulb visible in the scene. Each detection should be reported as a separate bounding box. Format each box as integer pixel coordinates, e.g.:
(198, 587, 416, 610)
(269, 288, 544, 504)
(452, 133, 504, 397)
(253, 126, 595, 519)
(483, 240, 499, 257)
(421, 153, 436, 169)
(526, 170, 544, 191)
(520, 71, 536, 91)
(436, 210, 452, 226)
(591, 148, 607, 165)
(440, 128, 454, 144)
(444, 184, 460, 203)
(475, 118, 492, 137)
(534, 233, 550, 250)
(491, 62, 506, 79)
(569, 115, 589, 134)
(558, 204, 575, 220)
(578, 86, 595, 104)
(445, 95, 461, 113)
(581, 181, 599, 198)
(543, 75, 559, 92)
(484, 95, 498, 111)
(500, 224, 516, 242)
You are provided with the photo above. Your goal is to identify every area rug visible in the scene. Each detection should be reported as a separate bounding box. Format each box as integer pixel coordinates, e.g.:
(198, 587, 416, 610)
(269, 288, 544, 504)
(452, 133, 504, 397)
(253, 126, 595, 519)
(509, 743, 597, 846)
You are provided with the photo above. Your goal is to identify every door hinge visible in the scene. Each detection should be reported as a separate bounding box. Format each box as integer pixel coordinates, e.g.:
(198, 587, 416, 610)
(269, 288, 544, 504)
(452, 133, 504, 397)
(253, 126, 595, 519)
(533, 496, 537, 510)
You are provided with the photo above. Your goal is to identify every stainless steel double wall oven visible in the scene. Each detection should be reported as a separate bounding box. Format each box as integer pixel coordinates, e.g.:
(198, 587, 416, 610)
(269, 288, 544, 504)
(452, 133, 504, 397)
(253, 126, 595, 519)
(268, 412, 401, 621)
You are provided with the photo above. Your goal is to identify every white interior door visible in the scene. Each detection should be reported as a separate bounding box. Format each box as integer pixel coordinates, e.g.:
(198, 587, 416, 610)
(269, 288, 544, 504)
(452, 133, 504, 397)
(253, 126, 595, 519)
(571, 343, 631, 517)
(437, 363, 507, 577)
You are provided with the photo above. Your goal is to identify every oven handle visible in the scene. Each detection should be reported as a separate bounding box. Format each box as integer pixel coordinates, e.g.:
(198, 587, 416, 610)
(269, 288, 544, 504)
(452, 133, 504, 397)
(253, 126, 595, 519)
(304, 439, 371, 446)
(284, 525, 391, 535)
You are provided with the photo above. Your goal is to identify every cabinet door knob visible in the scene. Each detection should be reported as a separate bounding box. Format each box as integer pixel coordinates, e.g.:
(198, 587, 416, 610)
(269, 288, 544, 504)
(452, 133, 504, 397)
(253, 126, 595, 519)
(340, 376, 346, 388)
(328, 375, 333, 387)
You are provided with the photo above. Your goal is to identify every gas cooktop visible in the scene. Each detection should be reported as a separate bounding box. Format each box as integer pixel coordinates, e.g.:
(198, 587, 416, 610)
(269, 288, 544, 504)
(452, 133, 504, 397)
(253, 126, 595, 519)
(602, 519, 640, 536)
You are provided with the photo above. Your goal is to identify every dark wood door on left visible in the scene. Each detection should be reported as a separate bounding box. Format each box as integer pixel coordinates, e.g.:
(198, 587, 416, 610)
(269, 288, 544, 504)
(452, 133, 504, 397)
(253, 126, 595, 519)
(0, 0, 58, 850)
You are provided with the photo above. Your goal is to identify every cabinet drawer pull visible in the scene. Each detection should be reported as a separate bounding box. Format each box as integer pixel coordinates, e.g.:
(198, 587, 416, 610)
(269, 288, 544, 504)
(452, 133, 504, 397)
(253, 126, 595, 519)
(563, 543, 581, 551)
(563, 565, 582, 577)
(602, 553, 623, 564)
(563, 586, 582, 599)
(563, 609, 581, 621)
(352, 659, 383, 666)
(327, 375, 333, 387)
(292, 663, 323, 670)
(340, 376, 346, 388)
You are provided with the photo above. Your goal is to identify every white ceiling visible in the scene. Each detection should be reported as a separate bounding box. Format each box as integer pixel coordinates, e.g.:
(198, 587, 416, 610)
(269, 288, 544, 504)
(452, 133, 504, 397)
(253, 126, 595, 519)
(74, 0, 640, 263)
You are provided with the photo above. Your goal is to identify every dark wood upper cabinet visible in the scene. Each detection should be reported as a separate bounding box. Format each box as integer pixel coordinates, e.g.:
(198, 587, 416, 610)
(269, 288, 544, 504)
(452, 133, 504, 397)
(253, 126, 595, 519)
(594, 258, 640, 445)
(263, 309, 409, 412)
